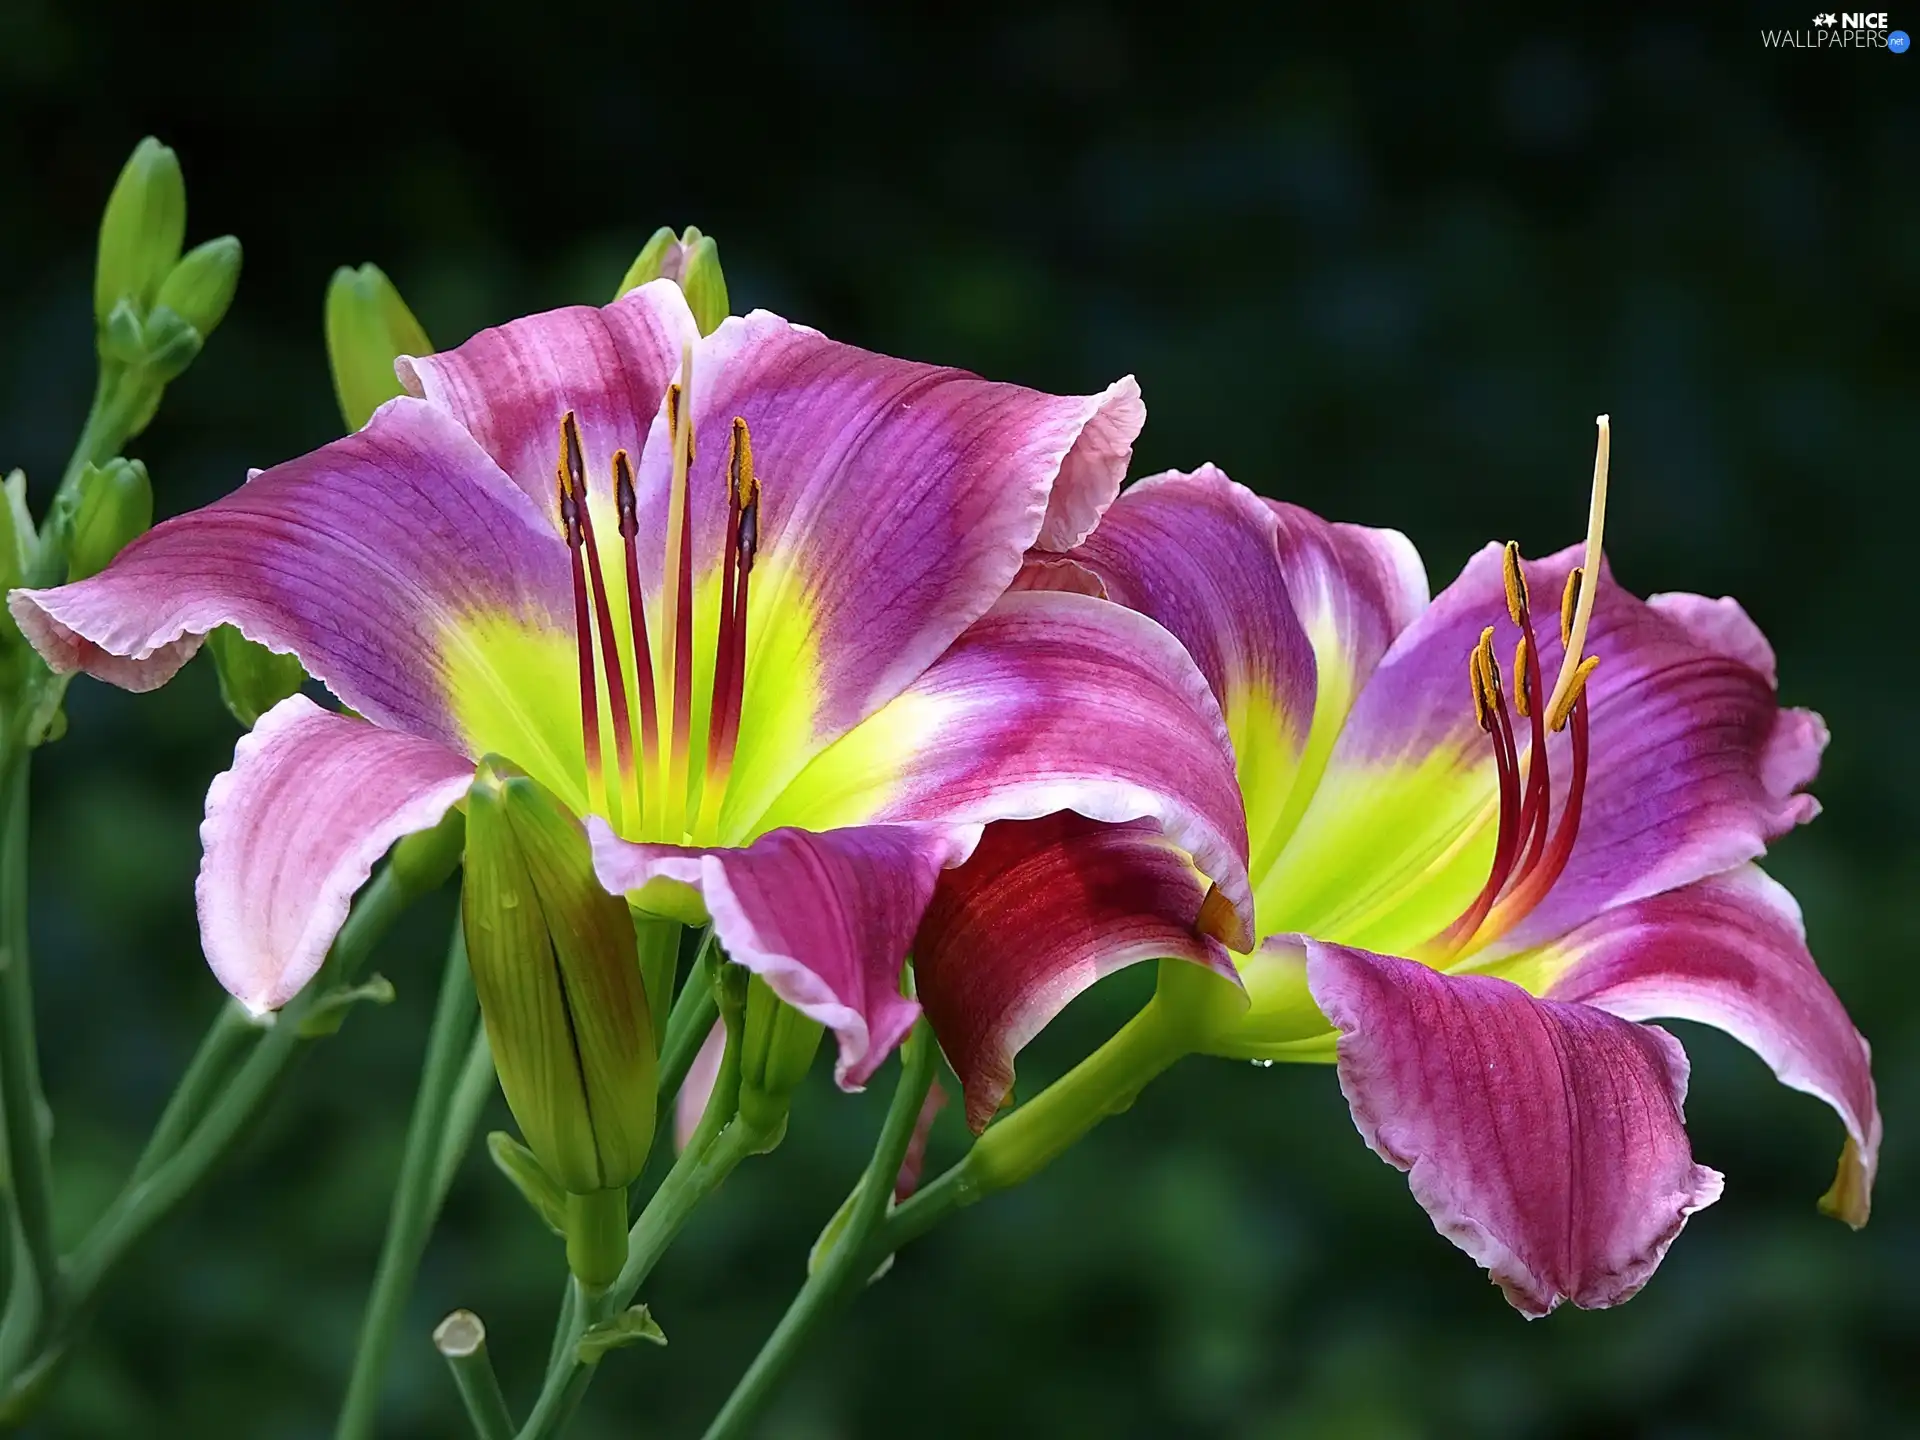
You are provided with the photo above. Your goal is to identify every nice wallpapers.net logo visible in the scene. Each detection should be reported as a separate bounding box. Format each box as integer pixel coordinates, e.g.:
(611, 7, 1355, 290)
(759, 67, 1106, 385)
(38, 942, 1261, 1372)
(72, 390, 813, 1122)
(1763, 11, 1911, 48)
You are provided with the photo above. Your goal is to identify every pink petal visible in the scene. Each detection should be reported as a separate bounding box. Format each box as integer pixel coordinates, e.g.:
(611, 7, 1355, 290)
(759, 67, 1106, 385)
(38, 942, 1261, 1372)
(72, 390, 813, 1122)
(399, 280, 700, 518)
(765, 589, 1253, 949)
(1541, 864, 1879, 1225)
(198, 695, 472, 1013)
(914, 813, 1239, 1131)
(1308, 942, 1724, 1317)
(9, 399, 568, 753)
(590, 822, 980, 1089)
(674, 1020, 728, 1152)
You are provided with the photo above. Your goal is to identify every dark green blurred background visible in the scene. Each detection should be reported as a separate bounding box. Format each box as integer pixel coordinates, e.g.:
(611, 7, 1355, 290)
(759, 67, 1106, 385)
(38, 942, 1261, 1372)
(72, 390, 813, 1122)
(1, 3, 1913, 1436)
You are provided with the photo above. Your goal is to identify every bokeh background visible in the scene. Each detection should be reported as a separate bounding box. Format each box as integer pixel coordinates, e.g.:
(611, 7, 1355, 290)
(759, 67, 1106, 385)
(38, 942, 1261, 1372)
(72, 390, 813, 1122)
(1, 3, 1914, 1436)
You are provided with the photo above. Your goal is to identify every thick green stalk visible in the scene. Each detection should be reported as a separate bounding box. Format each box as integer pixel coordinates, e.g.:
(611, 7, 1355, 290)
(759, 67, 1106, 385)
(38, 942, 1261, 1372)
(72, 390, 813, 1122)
(656, 930, 719, 1109)
(517, 1022, 766, 1439)
(336, 922, 481, 1440)
(129, 1000, 260, 1185)
(702, 1023, 938, 1440)
(431, 1030, 496, 1205)
(0, 751, 57, 1376)
(434, 1310, 516, 1440)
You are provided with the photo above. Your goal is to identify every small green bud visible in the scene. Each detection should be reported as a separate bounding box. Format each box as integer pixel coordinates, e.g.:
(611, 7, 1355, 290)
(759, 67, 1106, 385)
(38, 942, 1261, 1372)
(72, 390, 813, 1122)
(737, 974, 822, 1137)
(325, 263, 432, 432)
(389, 805, 466, 895)
(139, 305, 204, 384)
(155, 236, 242, 341)
(67, 458, 153, 581)
(204, 625, 308, 728)
(95, 137, 186, 325)
(614, 225, 730, 336)
(463, 756, 657, 1282)
(99, 298, 147, 366)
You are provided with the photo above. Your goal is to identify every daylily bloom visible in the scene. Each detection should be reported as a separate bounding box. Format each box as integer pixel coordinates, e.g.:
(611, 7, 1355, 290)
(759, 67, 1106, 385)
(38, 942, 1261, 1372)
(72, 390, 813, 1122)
(916, 423, 1877, 1315)
(9, 281, 1253, 1092)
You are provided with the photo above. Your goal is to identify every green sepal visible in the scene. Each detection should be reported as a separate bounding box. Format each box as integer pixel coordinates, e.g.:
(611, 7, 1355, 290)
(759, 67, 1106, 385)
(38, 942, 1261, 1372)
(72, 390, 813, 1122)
(296, 973, 396, 1037)
(95, 137, 185, 325)
(325, 263, 432, 432)
(463, 758, 657, 1194)
(577, 1305, 667, 1364)
(485, 1130, 567, 1236)
(155, 236, 242, 341)
(205, 625, 308, 727)
(676, 232, 729, 337)
(138, 305, 204, 384)
(66, 458, 153, 581)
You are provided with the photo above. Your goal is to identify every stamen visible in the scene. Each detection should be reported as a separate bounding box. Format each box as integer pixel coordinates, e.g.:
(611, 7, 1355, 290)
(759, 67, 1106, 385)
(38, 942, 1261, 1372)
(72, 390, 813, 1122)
(1543, 416, 1609, 720)
(1560, 567, 1582, 650)
(659, 350, 697, 836)
(1547, 655, 1600, 733)
(556, 435, 605, 820)
(1477, 691, 1590, 944)
(1502, 540, 1529, 626)
(1512, 635, 1532, 719)
(1469, 647, 1491, 732)
(614, 449, 658, 819)
(1428, 633, 1524, 959)
(697, 418, 759, 836)
(563, 412, 640, 829)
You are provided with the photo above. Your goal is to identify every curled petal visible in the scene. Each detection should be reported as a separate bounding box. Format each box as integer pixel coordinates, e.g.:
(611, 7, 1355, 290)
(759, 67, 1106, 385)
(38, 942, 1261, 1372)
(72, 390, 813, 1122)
(591, 821, 980, 1088)
(198, 695, 472, 1012)
(761, 589, 1253, 947)
(1308, 942, 1724, 1317)
(1526, 865, 1879, 1226)
(674, 1020, 728, 1153)
(629, 311, 1144, 831)
(915, 813, 1239, 1131)
(9, 400, 569, 753)
(399, 281, 700, 518)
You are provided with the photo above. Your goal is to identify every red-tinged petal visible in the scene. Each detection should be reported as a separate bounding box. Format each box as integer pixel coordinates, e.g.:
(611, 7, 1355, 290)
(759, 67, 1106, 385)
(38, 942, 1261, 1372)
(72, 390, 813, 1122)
(761, 590, 1253, 948)
(1520, 865, 1879, 1226)
(399, 281, 700, 519)
(627, 310, 1144, 830)
(1308, 942, 1724, 1317)
(590, 821, 980, 1089)
(895, 1078, 950, 1201)
(914, 813, 1239, 1131)
(198, 695, 472, 1013)
(9, 399, 570, 753)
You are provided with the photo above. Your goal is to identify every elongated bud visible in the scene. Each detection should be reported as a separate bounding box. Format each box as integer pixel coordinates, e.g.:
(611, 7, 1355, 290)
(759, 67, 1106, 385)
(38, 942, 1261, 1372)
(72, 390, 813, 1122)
(325, 263, 433, 432)
(95, 137, 186, 325)
(0, 471, 27, 593)
(67, 459, 153, 581)
(205, 625, 309, 728)
(736, 974, 822, 1137)
(155, 236, 242, 341)
(463, 757, 656, 1288)
(614, 225, 730, 336)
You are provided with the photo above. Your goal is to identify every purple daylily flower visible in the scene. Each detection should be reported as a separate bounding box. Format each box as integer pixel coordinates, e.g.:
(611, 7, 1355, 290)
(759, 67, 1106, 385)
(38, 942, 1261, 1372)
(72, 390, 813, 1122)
(913, 431, 1877, 1315)
(9, 282, 1254, 1090)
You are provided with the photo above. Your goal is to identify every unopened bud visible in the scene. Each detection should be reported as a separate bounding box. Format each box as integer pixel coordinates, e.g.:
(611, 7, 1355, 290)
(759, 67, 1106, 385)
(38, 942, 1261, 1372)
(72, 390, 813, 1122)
(205, 625, 309, 728)
(95, 137, 186, 325)
(325, 263, 432, 432)
(463, 757, 656, 1288)
(155, 236, 242, 341)
(737, 975, 822, 1137)
(615, 225, 730, 336)
(67, 459, 152, 581)
(139, 306, 204, 384)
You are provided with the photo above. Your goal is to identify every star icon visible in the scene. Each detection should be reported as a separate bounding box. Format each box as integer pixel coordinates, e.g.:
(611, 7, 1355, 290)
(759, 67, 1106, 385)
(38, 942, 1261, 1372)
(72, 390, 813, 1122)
(1814, 11, 1837, 23)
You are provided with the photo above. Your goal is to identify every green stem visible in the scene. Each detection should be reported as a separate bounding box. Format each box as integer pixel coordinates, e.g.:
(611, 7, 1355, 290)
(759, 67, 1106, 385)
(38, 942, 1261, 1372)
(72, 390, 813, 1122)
(336, 921, 481, 1440)
(702, 1022, 938, 1440)
(0, 749, 58, 1376)
(129, 1000, 260, 1185)
(63, 863, 415, 1304)
(656, 931, 718, 1109)
(517, 1023, 766, 1439)
(431, 1029, 496, 1206)
(434, 1310, 516, 1440)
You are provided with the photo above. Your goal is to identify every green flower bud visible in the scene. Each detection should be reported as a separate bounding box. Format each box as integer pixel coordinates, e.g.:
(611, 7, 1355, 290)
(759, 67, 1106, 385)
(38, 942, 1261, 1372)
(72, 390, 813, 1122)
(139, 306, 204, 385)
(737, 974, 823, 1136)
(325, 263, 432, 433)
(614, 225, 730, 337)
(205, 625, 309, 728)
(95, 137, 186, 325)
(463, 757, 656, 1288)
(67, 458, 153, 581)
(155, 236, 242, 341)
(389, 805, 467, 896)
(0, 471, 28, 593)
